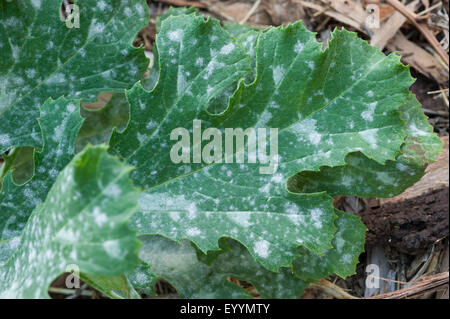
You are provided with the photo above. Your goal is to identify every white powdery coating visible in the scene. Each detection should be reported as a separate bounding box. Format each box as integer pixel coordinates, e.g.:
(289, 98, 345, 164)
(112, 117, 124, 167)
(97, 0, 106, 10)
(139, 193, 193, 211)
(195, 57, 204, 66)
(376, 171, 396, 184)
(186, 227, 201, 236)
(220, 43, 235, 55)
(228, 212, 253, 228)
(272, 66, 285, 86)
(341, 253, 352, 264)
(256, 109, 272, 127)
(335, 236, 345, 251)
(308, 131, 322, 145)
(93, 207, 107, 226)
(46, 72, 66, 84)
(310, 208, 323, 229)
(66, 103, 76, 113)
(359, 130, 378, 149)
(102, 239, 123, 258)
(290, 118, 318, 135)
(177, 65, 188, 96)
(88, 21, 105, 39)
(361, 102, 377, 122)
(168, 29, 183, 42)
(168, 211, 180, 222)
(25, 69, 36, 78)
(104, 183, 122, 197)
(294, 41, 304, 54)
(254, 240, 270, 258)
(409, 123, 428, 137)
(0, 134, 11, 145)
(31, 0, 41, 8)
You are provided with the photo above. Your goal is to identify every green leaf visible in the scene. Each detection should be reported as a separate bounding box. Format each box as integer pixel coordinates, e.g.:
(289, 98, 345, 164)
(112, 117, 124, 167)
(398, 93, 443, 166)
(0, 0, 149, 153)
(293, 210, 366, 281)
(125, 260, 157, 297)
(0, 145, 141, 298)
(111, 14, 419, 273)
(138, 235, 308, 298)
(80, 273, 142, 299)
(289, 93, 443, 198)
(76, 93, 129, 153)
(0, 97, 84, 249)
(0, 146, 34, 185)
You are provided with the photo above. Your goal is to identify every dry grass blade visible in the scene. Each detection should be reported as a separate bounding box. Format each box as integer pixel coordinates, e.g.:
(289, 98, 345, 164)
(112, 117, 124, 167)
(367, 272, 449, 299)
(385, 0, 449, 66)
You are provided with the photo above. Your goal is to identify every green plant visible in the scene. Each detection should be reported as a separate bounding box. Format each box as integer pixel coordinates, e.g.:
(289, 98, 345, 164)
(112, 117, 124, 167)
(0, 3, 442, 298)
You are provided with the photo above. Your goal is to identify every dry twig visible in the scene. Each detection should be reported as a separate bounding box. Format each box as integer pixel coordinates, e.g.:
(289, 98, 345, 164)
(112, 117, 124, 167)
(385, 0, 449, 66)
(367, 272, 449, 299)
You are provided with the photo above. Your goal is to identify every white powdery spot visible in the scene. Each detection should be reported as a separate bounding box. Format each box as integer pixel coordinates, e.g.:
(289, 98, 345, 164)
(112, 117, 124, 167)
(409, 123, 428, 137)
(195, 57, 204, 66)
(105, 184, 122, 197)
(187, 203, 197, 219)
(137, 132, 147, 144)
(258, 183, 271, 195)
(168, 29, 183, 42)
(139, 193, 191, 211)
(310, 208, 323, 229)
(341, 253, 352, 264)
(97, 0, 106, 10)
(168, 211, 180, 222)
(220, 43, 235, 55)
(359, 130, 378, 149)
(306, 61, 315, 69)
(31, 0, 41, 8)
(272, 66, 286, 86)
(124, 7, 132, 17)
(203, 61, 225, 79)
(290, 118, 318, 136)
(25, 69, 36, 78)
(284, 202, 299, 214)
(93, 207, 107, 226)
(56, 228, 77, 241)
(341, 175, 353, 187)
(228, 212, 253, 228)
(367, 90, 374, 97)
(254, 239, 270, 258)
(186, 227, 201, 236)
(66, 103, 76, 113)
(103, 240, 124, 258)
(294, 41, 304, 53)
(271, 173, 283, 184)
(396, 162, 408, 171)
(308, 131, 322, 145)
(177, 65, 188, 95)
(361, 102, 377, 122)
(335, 236, 345, 251)
(256, 109, 272, 127)
(88, 20, 105, 39)
(376, 171, 396, 184)
(46, 72, 66, 84)
(0, 134, 11, 145)
(146, 120, 157, 130)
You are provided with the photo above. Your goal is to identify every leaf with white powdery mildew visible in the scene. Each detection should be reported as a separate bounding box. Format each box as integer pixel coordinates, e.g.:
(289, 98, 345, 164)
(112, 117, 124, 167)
(0, 97, 83, 263)
(0, 145, 141, 298)
(0, 0, 149, 153)
(110, 13, 421, 275)
(137, 235, 308, 298)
